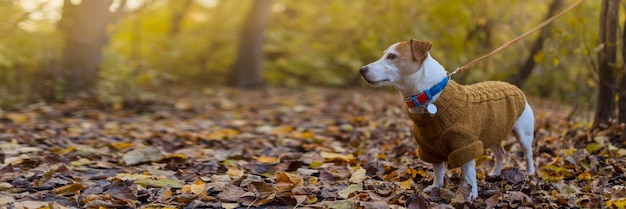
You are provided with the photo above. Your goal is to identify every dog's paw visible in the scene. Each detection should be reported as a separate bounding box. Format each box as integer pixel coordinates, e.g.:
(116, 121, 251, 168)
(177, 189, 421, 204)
(424, 184, 440, 193)
(466, 191, 478, 201)
(488, 171, 501, 177)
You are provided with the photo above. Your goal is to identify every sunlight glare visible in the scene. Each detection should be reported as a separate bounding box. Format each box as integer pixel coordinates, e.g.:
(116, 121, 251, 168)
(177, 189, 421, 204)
(197, 0, 219, 8)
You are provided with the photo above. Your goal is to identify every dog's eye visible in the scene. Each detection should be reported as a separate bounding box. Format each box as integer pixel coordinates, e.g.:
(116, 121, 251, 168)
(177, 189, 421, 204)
(386, 54, 397, 60)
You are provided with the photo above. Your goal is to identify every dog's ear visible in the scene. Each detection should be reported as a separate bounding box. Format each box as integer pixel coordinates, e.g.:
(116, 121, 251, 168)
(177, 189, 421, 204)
(410, 39, 432, 61)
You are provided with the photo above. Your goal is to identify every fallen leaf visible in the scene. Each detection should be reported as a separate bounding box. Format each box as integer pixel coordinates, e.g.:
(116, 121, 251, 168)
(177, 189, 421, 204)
(51, 183, 88, 195)
(14, 201, 70, 209)
(608, 198, 626, 209)
(485, 191, 502, 208)
(325, 199, 357, 209)
(0, 194, 15, 205)
(349, 167, 367, 183)
(502, 168, 525, 184)
(226, 166, 244, 178)
(338, 183, 362, 199)
(221, 202, 239, 209)
(137, 177, 184, 188)
(398, 179, 412, 190)
(406, 194, 430, 209)
(182, 182, 206, 195)
(320, 151, 354, 162)
(256, 155, 279, 163)
(216, 185, 247, 202)
(5, 113, 27, 124)
(123, 146, 163, 165)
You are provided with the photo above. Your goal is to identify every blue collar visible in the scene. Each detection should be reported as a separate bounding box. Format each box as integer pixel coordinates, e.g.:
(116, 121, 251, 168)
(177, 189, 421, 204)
(404, 77, 449, 108)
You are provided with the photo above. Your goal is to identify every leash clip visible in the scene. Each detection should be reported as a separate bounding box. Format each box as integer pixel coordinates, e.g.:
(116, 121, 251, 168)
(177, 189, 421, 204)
(448, 67, 461, 78)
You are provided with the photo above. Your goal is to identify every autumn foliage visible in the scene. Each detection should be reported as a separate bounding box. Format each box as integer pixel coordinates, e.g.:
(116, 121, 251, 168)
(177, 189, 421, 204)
(1, 88, 625, 208)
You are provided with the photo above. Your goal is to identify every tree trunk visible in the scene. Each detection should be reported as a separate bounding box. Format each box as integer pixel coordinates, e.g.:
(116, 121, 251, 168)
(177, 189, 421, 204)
(594, 0, 619, 130)
(227, 0, 273, 88)
(169, 0, 193, 36)
(57, 0, 120, 97)
(509, 0, 564, 87)
(619, 2, 626, 144)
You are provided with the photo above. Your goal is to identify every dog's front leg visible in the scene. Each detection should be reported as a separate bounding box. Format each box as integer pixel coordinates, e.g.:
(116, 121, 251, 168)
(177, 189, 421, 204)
(424, 162, 446, 193)
(461, 160, 478, 200)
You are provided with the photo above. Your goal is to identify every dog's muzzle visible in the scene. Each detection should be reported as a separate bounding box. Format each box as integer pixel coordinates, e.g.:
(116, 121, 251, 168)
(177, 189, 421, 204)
(359, 66, 369, 76)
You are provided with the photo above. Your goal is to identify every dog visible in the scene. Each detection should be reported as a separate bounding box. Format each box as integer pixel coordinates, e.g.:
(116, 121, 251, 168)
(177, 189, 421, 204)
(359, 39, 535, 200)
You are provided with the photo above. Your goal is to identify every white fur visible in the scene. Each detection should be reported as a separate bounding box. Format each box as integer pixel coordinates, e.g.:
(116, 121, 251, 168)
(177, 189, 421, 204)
(360, 41, 535, 200)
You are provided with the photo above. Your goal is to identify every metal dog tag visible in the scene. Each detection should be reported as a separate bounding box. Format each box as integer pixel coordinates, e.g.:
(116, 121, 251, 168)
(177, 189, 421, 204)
(426, 103, 437, 115)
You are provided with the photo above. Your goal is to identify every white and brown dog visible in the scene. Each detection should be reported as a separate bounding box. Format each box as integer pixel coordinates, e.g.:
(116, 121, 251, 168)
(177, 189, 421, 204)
(359, 39, 535, 200)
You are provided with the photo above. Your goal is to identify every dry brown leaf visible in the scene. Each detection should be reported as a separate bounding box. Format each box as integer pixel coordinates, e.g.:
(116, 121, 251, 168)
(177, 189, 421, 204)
(406, 195, 431, 209)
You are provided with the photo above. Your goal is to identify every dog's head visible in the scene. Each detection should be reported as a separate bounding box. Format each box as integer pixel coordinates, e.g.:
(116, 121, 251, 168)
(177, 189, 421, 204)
(359, 39, 432, 88)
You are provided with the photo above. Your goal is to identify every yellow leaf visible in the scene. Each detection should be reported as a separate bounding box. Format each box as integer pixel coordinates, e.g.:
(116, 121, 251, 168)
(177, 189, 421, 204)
(182, 182, 206, 195)
(533, 51, 543, 63)
(206, 129, 239, 140)
(137, 177, 184, 188)
(115, 173, 153, 181)
(309, 161, 323, 168)
(376, 153, 386, 160)
(476, 172, 485, 180)
(292, 131, 315, 139)
(399, 179, 412, 190)
(226, 166, 243, 178)
(586, 143, 603, 154)
(276, 171, 303, 187)
(308, 177, 319, 185)
(67, 127, 84, 137)
(161, 153, 187, 162)
(563, 148, 577, 157)
(349, 167, 367, 183)
(162, 188, 172, 201)
(608, 198, 626, 209)
(256, 155, 279, 163)
(110, 142, 133, 150)
(222, 203, 239, 209)
(271, 126, 294, 135)
(56, 146, 76, 155)
(70, 158, 91, 167)
(553, 56, 559, 66)
(416, 169, 427, 177)
(5, 113, 27, 124)
(405, 167, 418, 179)
(320, 152, 354, 161)
(578, 171, 591, 181)
(51, 183, 87, 195)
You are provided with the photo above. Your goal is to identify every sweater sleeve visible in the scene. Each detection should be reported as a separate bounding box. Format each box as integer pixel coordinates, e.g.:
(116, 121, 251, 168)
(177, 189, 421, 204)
(445, 129, 485, 168)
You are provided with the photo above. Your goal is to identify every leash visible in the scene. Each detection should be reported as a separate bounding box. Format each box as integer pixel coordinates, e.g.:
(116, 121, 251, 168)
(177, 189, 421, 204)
(448, 0, 585, 77)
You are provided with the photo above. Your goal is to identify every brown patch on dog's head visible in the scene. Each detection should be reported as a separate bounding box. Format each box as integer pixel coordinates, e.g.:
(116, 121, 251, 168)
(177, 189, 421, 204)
(409, 39, 432, 63)
(392, 39, 432, 75)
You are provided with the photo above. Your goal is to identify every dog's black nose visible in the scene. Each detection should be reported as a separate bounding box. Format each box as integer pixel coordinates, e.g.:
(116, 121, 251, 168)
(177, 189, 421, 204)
(359, 66, 368, 74)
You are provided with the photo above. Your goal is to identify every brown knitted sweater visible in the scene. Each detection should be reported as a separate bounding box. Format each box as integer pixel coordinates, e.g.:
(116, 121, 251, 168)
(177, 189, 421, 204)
(408, 80, 526, 168)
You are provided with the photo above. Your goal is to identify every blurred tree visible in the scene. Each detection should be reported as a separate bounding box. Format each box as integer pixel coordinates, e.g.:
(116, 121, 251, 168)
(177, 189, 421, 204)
(227, 0, 273, 88)
(594, 0, 619, 130)
(55, 0, 126, 99)
(169, 0, 193, 36)
(620, 3, 626, 143)
(509, 0, 564, 87)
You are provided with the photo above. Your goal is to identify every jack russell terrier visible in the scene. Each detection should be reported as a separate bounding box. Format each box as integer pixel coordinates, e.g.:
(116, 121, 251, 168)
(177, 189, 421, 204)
(359, 39, 535, 200)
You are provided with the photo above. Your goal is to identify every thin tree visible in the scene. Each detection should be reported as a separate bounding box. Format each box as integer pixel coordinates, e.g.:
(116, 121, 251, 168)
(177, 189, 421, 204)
(509, 0, 564, 87)
(594, 0, 619, 130)
(55, 0, 126, 99)
(619, 1, 626, 143)
(227, 0, 273, 88)
(169, 0, 193, 36)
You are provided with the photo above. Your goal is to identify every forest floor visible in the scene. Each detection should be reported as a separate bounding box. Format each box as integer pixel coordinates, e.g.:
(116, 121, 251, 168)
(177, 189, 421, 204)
(0, 87, 625, 209)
